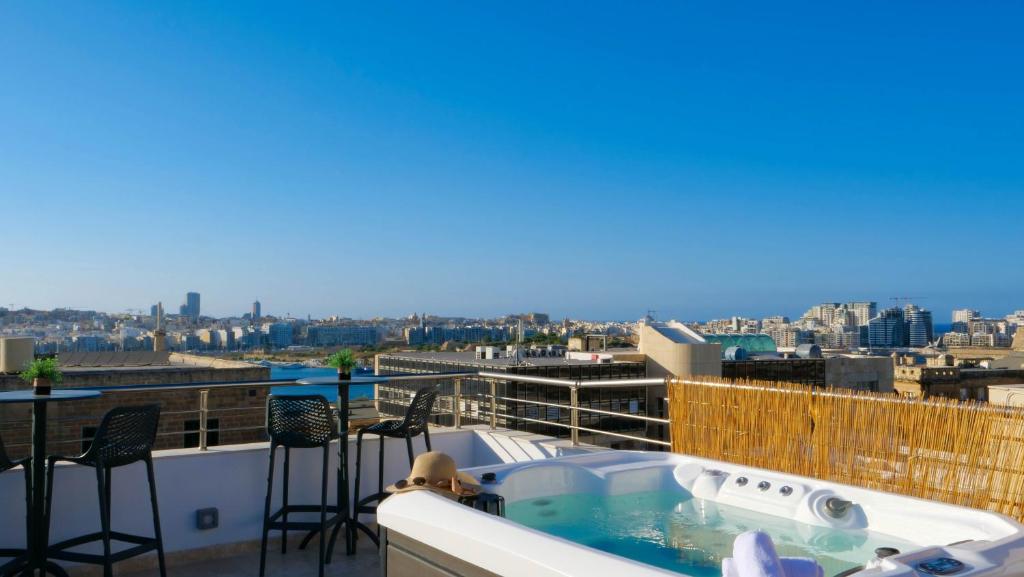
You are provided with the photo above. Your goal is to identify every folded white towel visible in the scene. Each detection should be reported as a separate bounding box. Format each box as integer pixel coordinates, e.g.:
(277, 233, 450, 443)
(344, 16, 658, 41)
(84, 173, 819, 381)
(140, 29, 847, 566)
(722, 532, 825, 577)
(779, 557, 824, 577)
(723, 557, 740, 577)
(723, 556, 824, 577)
(733, 531, 786, 577)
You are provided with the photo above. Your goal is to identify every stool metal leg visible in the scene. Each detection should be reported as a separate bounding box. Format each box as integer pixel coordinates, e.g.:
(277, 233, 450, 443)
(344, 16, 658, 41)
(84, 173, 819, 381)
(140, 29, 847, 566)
(259, 445, 276, 577)
(23, 463, 31, 551)
(424, 426, 432, 452)
(105, 466, 112, 537)
(96, 466, 113, 577)
(318, 443, 328, 577)
(44, 458, 56, 552)
(281, 447, 290, 554)
(377, 434, 385, 501)
(145, 457, 167, 577)
(353, 430, 364, 525)
(405, 433, 414, 468)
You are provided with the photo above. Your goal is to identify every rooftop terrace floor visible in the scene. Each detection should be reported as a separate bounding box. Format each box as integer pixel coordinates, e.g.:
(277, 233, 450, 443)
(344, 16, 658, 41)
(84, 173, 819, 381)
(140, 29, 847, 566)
(76, 533, 382, 577)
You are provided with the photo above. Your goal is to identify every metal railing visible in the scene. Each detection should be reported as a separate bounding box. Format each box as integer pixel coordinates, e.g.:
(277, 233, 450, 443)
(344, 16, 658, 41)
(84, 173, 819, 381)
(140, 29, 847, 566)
(385, 372, 671, 448)
(0, 372, 672, 452)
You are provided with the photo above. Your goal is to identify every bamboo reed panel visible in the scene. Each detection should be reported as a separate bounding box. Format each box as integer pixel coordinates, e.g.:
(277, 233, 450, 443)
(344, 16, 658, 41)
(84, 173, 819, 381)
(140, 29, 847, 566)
(669, 377, 1024, 522)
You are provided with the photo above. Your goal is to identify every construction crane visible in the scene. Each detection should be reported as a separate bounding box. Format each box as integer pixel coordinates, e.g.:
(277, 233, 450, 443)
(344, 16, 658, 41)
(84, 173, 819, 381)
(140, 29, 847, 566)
(889, 296, 928, 304)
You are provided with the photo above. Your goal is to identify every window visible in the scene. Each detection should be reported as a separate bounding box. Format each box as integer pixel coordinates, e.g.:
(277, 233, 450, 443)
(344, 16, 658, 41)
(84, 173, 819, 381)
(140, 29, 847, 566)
(184, 418, 219, 448)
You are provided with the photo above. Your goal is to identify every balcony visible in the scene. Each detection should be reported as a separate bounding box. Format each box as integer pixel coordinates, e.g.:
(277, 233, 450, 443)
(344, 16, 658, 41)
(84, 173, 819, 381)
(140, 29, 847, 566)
(0, 371, 662, 576)
(6, 372, 1024, 577)
(0, 425, 594, 576)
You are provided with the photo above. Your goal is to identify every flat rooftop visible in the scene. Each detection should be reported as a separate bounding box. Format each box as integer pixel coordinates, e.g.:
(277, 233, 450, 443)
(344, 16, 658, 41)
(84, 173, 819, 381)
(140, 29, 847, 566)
(378, 350, 643, 368)
(57, 351, 256, 370)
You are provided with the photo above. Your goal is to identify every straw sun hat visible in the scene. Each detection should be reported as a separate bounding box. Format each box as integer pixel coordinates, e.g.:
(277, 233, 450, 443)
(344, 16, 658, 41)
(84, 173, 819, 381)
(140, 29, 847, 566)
(386, 451, 480, 500)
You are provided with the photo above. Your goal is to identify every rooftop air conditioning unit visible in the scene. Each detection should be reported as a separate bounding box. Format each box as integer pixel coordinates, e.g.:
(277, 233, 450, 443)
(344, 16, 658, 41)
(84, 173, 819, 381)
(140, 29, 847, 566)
(0, 337, 35, 374)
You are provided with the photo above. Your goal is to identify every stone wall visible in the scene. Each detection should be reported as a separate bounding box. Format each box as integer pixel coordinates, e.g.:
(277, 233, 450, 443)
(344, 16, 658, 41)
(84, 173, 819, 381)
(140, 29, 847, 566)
(0, 361, 271, 459)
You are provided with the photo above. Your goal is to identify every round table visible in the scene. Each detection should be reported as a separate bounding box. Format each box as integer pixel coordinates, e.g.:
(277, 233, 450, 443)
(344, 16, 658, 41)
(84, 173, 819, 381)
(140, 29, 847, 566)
(282, 376, 386, 556)
(0, 389, 102, 576)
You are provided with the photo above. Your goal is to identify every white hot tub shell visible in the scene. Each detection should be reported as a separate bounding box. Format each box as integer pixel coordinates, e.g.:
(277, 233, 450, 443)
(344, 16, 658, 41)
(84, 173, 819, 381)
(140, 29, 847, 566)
(377, 451, 1024, 577)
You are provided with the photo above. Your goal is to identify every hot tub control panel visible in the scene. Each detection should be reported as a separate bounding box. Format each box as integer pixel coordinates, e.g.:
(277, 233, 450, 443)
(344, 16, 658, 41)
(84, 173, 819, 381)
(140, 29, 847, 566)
(916, 557, 965, 575)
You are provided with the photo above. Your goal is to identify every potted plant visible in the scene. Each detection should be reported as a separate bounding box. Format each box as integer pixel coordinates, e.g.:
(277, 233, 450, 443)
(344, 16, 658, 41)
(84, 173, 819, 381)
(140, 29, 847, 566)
(20, 357, 62, 395)
(326, 349, 357, 381)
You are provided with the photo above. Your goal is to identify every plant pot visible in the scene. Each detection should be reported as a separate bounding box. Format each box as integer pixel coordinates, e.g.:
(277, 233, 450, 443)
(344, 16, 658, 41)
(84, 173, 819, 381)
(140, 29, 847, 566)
(337, 370, 351, 381)
(33, 377, 52, 396)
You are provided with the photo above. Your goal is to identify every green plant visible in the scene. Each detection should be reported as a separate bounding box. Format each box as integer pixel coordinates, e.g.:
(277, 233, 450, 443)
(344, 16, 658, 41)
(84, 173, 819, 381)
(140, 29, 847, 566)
(326, 349, 357, 372)
(20, 357, 62, 385)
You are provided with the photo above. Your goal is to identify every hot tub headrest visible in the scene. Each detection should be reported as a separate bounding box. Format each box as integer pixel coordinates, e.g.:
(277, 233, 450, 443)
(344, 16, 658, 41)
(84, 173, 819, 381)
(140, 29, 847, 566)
(723, 531, 824, 577)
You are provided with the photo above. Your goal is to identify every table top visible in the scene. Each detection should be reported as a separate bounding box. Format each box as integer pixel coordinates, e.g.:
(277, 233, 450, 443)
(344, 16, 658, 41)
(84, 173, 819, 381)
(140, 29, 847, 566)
(0, 389, 103, 404)
(294, 376, 389, 386)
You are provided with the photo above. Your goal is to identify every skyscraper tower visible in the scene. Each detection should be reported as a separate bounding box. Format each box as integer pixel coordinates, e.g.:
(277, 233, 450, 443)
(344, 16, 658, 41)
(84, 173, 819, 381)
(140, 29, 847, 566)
(182, 292, 200, 323)
(904, 305, 934, 347)
(252, 300, 261, 324)
(868, 307, 906, 348)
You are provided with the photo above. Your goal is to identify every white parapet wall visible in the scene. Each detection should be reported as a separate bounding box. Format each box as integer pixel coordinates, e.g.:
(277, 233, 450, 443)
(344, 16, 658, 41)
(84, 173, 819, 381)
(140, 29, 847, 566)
(0, 426, 598, 557)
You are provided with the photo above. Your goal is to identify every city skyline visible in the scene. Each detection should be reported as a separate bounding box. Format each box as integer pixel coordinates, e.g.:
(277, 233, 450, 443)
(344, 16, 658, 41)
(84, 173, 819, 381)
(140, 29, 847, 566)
(3, 3, 1024, 320)
(1, 291, 1020, 326)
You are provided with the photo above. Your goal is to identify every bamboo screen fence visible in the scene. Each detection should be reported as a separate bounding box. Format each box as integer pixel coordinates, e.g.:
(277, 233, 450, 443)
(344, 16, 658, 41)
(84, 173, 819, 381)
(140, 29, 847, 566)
(668, 377, 1024, 522)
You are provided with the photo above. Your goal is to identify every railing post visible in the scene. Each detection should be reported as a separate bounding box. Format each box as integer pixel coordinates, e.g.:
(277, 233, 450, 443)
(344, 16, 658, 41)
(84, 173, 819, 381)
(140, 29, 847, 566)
(664, 377, 672, 452)
(199, 389, 209, 451)
(453, 378, 462, 429)
(570, 384, 580, 447)
(489, 379, 497, 430)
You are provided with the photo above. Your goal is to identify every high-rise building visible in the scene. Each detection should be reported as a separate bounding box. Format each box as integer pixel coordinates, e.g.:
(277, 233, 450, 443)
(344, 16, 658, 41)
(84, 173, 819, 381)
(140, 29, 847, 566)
(953, 309, 980, 323)
(868, 307, 906, 348)
(803, 302, 876, 327)
(181, 292, 201, 322)
(265, 322, 293, 349)
(306, 325, 379, 347)
(849, 302, 878, 327)
(252, 300, 261, 323)
(904, 304, 934, 347)
(952, 309, 980, 333)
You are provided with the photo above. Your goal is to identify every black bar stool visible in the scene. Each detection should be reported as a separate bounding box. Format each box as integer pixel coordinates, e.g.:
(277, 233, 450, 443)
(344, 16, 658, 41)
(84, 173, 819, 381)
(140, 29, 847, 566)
(259, 395, 341, 577)
(0, 433, 30, 576)
(352, 385, 438, 545)
(44, 404, 165, 577)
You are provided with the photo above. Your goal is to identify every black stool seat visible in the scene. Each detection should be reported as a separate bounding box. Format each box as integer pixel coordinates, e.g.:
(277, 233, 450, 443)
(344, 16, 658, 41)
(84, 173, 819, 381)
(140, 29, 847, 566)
(45, 404, 165, 577)
(260, 395, 342, 577)
(361, 419, 407, 436)
(0, 434, 30, 575)
(352, 385, 438, 547)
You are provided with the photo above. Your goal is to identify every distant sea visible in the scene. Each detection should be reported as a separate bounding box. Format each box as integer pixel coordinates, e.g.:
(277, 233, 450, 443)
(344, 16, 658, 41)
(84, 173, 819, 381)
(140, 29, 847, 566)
(934, 323, 952, 334)
(268, 366, 375, 400)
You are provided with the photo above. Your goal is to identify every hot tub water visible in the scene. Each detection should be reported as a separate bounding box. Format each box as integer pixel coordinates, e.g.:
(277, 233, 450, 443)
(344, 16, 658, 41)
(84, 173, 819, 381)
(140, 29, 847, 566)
(506, 490, 918, 577)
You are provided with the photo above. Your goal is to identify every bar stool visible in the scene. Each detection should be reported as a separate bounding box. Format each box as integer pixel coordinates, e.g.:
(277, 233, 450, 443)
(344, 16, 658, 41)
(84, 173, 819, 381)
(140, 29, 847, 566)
(44, 404, 165, 577)
(259, 395, 340, 577)
(0, 433, 30, 575)
(352, 385, 438, 544)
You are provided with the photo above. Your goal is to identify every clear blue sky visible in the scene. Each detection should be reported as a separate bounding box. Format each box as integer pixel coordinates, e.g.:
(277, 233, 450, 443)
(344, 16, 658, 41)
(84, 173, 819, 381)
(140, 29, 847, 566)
(2, 2, 1022, 322)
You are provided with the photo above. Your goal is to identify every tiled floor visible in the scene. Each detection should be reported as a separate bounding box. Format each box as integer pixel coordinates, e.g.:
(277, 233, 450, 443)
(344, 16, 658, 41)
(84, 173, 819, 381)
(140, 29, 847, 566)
(101, 534, 381, 577)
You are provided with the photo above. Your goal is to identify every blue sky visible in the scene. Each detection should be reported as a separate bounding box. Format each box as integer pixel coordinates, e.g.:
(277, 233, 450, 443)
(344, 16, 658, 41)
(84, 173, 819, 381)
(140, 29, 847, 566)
(1, 2, 1022, 321)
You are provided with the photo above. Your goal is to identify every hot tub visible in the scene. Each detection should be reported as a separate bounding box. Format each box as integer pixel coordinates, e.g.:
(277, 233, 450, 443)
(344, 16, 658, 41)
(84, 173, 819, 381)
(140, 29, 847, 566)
(376, 451, 1024, 577)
